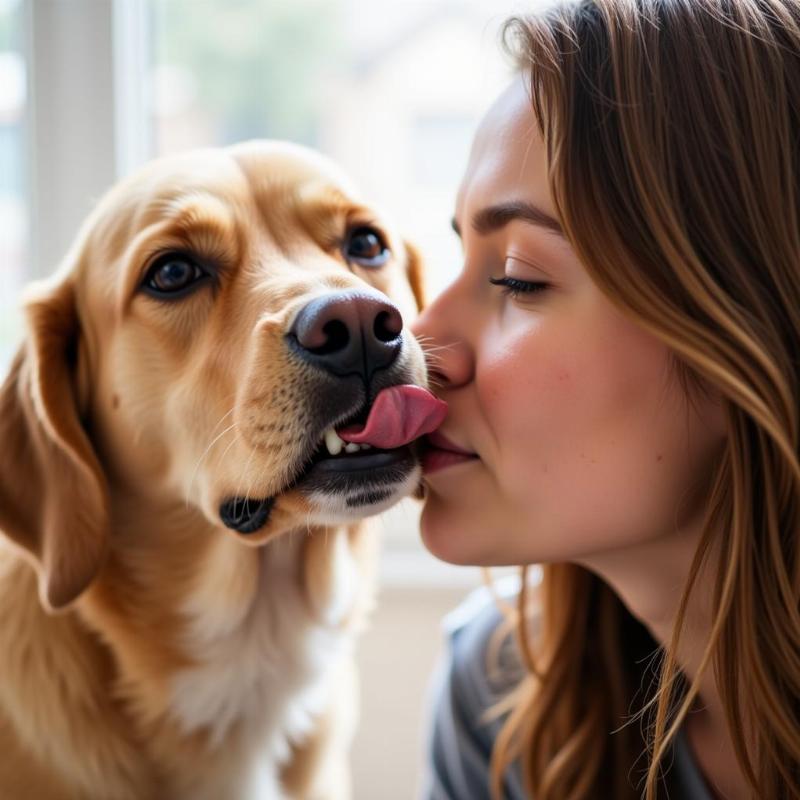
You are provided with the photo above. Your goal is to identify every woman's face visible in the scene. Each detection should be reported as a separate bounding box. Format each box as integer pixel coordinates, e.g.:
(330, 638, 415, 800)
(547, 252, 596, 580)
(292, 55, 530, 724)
(412, 79, 727, 567)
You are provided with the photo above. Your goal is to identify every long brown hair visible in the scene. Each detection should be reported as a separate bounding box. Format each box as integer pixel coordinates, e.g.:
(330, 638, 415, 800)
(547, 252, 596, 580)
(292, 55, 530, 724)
(489, 2, 800, 798)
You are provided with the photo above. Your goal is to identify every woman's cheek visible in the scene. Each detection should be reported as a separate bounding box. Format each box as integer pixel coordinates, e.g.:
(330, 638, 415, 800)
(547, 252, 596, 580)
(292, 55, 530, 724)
(478, 327, 588, 434)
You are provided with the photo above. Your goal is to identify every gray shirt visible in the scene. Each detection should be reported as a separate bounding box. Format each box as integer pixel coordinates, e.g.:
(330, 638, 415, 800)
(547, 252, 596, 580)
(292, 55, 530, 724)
(422, 586, 713, 800)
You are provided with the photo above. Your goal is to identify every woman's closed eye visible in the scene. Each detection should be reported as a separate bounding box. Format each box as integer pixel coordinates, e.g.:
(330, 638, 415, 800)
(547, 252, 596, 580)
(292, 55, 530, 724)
(488, 276, 550, 298)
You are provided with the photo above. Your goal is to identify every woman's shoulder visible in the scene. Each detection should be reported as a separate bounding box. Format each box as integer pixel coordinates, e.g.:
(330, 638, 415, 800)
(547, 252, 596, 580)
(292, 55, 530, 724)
(422, 575, 533, 800)
(423, 575, 715, 800)
(440, 575, 533, 702)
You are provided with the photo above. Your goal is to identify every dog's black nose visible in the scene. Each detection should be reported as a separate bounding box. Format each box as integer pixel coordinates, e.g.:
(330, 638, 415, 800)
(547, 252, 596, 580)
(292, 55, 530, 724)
(287, 290, 403, 379)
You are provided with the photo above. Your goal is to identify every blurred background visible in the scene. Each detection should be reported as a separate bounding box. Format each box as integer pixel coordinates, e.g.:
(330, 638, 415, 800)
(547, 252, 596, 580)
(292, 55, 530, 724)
(0, 1, 541, 796)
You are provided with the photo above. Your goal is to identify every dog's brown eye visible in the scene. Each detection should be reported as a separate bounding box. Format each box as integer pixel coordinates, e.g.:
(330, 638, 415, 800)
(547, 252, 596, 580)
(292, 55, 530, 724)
(345, 227, 390, 268)
(143, 253, 208, 298)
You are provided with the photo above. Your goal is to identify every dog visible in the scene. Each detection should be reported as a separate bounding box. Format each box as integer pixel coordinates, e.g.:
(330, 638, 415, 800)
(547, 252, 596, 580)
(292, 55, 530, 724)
(0, 140, 444, 799)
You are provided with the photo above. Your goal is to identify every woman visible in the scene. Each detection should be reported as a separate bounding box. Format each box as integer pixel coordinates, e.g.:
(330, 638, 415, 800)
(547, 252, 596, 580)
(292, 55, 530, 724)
(413, 1, 800, 798)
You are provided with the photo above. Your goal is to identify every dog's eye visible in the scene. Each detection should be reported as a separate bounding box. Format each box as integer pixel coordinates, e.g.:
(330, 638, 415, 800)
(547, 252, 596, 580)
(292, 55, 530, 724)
(143, 253, 209, 298)
(345, 227, 390, 268)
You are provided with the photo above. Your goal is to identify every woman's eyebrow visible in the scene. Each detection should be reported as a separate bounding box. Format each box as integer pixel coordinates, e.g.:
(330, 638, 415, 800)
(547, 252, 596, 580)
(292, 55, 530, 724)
(451, 201, 564, 239)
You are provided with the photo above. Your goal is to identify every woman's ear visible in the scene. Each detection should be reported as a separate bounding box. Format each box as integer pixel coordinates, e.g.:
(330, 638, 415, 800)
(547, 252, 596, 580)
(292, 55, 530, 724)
(0, 279, 109, 612)
(404, 240, 427, 311)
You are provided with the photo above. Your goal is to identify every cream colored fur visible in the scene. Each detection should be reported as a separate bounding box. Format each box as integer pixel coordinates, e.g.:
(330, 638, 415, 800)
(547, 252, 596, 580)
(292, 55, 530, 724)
(0, 141, 427, 799)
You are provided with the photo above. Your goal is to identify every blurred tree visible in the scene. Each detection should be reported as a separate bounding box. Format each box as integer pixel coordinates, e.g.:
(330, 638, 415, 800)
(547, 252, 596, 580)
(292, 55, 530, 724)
(0, 0, 21, 52)
(152, 0, 343, 146)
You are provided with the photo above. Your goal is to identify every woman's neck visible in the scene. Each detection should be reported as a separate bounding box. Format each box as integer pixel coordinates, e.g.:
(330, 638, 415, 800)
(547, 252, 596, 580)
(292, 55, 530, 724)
(578, 520, 747, 799)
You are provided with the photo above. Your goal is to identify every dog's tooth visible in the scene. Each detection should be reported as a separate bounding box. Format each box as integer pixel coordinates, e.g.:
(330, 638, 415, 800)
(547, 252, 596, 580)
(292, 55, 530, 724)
(325, 429, 343, 456)
(359, 443, 371, 450)
(343, 442, 360, 454)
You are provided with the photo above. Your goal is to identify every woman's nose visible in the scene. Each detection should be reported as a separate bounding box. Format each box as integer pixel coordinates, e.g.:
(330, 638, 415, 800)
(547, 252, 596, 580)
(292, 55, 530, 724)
(411, 286, 474, 390)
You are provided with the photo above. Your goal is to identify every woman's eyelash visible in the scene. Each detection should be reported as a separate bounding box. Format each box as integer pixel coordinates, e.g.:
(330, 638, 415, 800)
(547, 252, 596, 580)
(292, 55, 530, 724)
(488, 276, 549, 297)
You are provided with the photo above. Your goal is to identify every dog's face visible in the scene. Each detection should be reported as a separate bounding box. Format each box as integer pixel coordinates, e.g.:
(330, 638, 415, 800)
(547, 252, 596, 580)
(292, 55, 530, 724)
(0, 140, 431, 609)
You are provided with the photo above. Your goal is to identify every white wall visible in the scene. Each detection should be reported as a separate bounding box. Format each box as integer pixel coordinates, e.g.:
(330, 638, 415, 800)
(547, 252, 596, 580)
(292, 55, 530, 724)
(352, 583, 470, 800)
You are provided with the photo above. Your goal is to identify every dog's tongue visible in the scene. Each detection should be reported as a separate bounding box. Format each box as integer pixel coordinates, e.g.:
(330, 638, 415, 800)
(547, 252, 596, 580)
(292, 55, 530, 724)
(337, 386, 448, 449)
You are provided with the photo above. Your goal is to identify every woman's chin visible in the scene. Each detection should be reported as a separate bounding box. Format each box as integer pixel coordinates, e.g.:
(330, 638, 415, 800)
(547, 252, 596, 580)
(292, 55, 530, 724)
(419, 500, 491, 566)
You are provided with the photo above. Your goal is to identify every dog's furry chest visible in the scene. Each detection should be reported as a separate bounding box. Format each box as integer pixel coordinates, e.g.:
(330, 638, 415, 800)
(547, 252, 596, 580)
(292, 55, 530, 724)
(169, 531, 360, 782)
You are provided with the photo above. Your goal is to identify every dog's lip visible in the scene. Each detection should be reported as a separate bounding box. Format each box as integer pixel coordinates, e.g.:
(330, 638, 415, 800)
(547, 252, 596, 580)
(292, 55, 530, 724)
(284, 437, 419, 492)
(288, 442, 417, 499)
(299, 444, 412, 475)
(218, 495, 275, 534)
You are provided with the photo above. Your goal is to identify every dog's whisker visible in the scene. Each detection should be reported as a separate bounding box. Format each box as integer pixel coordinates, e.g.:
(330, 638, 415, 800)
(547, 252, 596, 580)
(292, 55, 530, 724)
(416, 336, 455, 351)
(422, 346, 454, 358)
(201, 431, 247, 515)
(185, 420, 239, 509)
(233, 446, 258, 515)
(207, 403, 237, 438)
(215, 432, 242, 478)
(415, 335, 455, 351)
(420, 346, 455, 360)
(425, 374, 447, 392)
(422, 353, 445, 369)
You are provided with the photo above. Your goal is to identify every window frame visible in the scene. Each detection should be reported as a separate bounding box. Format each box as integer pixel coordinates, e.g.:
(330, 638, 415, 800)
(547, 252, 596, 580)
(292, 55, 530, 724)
(23, 0, 150, 278)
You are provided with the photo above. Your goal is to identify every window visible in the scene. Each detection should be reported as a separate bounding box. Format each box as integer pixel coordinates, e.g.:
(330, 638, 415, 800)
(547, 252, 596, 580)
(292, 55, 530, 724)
(0, 0, 26, 367)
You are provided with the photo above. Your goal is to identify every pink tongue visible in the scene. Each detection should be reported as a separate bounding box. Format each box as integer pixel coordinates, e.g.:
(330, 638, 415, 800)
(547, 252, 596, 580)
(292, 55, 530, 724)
(337, 385, 448, 449)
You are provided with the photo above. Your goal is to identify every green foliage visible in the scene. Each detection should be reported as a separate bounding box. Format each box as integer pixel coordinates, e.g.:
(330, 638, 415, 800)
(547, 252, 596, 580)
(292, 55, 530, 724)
(152, 0, 343, 146)
(0, 0, 22, 52)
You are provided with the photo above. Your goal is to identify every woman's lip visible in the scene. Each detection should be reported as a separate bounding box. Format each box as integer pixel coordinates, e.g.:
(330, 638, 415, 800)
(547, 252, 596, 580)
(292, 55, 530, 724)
(421, 448, 477, 476)
(425, 430, 477, 456)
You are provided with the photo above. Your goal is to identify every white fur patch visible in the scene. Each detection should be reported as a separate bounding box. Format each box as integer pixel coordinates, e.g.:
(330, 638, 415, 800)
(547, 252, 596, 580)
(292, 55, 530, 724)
(319, 529, 359, 627)
(305, 467, 421, 525)
(170, 532, 358, 791)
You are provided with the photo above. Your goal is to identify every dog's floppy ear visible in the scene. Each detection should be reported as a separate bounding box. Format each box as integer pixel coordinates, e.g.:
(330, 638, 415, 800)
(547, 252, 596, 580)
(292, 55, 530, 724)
(404, 240, 427, 311)
(0, 278, 109, 612)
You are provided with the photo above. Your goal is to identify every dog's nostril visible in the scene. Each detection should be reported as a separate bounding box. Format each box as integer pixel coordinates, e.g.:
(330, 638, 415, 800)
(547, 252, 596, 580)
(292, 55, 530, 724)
(308, 319, 350, 355)
(288, 290, 403, 378)
(374, 310, 401, 343)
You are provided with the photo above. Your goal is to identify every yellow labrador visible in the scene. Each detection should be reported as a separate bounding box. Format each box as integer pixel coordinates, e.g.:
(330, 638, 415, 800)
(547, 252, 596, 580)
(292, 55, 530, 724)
(0, 141, 444, 799)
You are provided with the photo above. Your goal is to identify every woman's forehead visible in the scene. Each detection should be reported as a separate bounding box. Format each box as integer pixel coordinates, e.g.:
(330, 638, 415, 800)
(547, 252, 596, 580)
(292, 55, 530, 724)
(456, 78, 553, 223)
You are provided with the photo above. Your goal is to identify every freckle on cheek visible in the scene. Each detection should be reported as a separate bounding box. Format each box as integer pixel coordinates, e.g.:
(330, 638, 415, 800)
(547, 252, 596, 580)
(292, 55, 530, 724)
(112, 393, 120, 410)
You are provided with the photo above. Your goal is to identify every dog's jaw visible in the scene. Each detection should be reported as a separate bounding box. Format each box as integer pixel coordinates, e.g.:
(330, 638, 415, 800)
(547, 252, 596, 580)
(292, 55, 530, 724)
(170, 530, 360, 747)
(74, 502, 373, 799)
(300, 464, 422, 525)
